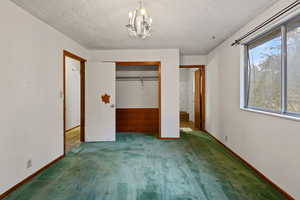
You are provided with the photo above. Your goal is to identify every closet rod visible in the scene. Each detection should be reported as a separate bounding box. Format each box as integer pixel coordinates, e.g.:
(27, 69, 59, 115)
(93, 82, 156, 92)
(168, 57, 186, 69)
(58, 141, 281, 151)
(116, 76, 158, 79)
(116, 79, 157, 81)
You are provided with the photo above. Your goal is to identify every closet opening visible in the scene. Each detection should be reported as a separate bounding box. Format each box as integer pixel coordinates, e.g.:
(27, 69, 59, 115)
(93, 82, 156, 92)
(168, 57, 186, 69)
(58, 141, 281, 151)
(179, 65, 206, 132)
(115, 62, 161, 137)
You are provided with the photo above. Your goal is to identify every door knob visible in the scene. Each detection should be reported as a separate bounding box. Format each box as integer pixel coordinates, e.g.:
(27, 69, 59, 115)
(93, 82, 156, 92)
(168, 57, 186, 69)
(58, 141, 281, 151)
(110, 104, 115, 108)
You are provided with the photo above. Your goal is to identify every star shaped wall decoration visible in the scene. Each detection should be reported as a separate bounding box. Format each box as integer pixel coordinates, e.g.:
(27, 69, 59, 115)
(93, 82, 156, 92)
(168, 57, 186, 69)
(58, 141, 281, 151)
(101, 94, 111, 104)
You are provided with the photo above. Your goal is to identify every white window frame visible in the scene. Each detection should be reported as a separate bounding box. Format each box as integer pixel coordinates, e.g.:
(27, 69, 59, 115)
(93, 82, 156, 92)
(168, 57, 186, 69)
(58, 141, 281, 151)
(240, 14, 300, 121)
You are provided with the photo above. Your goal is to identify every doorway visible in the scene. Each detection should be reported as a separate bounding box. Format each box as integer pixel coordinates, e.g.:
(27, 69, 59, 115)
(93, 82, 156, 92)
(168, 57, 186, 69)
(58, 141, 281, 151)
(179, 65, 206, 131)
(115, 62, 161, 137)
(63, 50, 86, 154)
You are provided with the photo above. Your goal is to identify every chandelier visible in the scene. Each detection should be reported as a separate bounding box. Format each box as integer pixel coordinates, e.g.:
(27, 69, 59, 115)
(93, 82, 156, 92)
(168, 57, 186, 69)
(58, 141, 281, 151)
(126, 0, 152, 39)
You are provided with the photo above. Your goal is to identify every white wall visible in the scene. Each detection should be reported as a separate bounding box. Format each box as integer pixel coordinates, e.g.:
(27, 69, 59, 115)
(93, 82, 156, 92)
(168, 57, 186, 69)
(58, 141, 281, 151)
(66, 57, 81, 130)
(180, 69, 195, 122)
(116, 71, 158, 108)
(180, 55, 207, 65)
(0, 0, 88, 195)
(206, 0, 300, 198)
(88, 49, 180, 138)
(205, 51, 220, 136)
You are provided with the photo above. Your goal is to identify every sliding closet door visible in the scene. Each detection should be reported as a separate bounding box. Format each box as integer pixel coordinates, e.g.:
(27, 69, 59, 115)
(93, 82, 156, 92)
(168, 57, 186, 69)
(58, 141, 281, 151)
(85, 62, 116, 141)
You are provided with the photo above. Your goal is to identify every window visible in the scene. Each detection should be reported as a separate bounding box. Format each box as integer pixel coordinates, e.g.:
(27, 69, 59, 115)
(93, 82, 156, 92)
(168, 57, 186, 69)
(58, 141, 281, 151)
(287, 18, 300, 114)
(244, 16, 300, 117)
(247, 29, 282, 112)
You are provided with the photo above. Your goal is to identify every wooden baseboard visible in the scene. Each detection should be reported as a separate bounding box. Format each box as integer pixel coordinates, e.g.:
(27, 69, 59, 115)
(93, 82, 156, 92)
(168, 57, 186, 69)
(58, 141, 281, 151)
(0, 155, 64, 200)
(204, 130, 295, 200)
(158, 137, 180, 140)
(65, 125, 80, 133)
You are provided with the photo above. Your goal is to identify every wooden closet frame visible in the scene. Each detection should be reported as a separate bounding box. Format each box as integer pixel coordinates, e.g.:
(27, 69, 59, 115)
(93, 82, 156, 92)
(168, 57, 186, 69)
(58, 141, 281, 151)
(115, 61, 162, 138)
(179, 65, 206, 131)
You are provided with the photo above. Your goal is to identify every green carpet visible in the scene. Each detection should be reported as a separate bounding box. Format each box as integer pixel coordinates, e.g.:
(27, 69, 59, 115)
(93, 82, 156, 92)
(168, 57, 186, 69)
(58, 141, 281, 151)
(5, 132, 286, 200)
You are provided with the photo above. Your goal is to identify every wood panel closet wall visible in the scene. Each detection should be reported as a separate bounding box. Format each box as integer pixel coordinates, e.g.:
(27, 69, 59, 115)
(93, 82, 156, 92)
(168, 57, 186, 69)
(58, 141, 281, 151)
(115, 63, 160, 135)
(116, 108, 159, 133)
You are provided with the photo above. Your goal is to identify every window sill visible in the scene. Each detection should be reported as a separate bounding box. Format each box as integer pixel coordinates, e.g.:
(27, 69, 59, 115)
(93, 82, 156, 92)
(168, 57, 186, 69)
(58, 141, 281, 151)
(240, 107, 300, 122)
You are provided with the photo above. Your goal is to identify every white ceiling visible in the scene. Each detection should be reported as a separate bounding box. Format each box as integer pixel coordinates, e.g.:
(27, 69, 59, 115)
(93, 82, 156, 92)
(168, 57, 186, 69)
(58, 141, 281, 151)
(11, 0, 279, 55)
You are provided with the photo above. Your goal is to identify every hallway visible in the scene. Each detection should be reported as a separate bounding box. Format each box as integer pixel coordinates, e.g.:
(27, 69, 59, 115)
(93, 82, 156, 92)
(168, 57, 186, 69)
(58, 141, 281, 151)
(65, 126, 81, 154)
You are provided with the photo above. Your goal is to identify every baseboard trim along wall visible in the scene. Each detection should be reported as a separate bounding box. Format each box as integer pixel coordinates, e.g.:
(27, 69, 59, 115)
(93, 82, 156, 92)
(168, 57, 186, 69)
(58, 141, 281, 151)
(0, 155, 64, 200)
(65, 125, 80, 132)
(204, 130, 295, 200)
(158, 137, 180, 140)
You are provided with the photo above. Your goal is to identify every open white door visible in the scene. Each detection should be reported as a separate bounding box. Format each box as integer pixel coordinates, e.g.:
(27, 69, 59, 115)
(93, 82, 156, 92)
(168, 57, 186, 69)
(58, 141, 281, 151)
(85, 62, 116, 141)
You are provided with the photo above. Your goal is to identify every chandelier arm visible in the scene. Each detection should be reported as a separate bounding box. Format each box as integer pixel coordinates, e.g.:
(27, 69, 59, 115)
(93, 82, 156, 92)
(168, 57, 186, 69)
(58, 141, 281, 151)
(126, 0, 151, 39)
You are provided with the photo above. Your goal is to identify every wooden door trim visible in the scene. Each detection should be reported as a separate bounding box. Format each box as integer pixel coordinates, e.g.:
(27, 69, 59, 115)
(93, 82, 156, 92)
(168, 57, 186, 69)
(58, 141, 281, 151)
(116, 61, 161, 138)
(200, 67, 206, 130)
(180, 65, 206, 131)
(64, 50, 86, 62)
(63, 50, 86, 155)
(195, 70, 201, 129)
(180, 65, 205, 69)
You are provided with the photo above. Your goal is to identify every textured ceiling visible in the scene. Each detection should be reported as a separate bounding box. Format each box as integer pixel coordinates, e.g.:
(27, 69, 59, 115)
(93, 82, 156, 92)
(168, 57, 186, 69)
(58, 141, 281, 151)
(11, 0, 279, 55)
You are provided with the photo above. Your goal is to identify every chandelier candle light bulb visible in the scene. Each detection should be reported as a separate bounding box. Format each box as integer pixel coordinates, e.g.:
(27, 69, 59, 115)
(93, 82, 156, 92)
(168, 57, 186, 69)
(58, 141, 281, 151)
(126, 0, 152, 39)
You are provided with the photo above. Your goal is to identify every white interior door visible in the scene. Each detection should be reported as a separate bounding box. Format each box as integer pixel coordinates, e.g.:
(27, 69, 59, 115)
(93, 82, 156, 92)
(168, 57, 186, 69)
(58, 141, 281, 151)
(85, 62, 116, 141)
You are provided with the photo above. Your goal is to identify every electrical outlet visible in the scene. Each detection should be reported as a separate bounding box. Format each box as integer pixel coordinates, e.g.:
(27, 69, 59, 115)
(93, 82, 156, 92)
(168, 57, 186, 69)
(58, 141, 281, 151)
(225, 136, 228, 142)
(26, 159, 32, 169)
